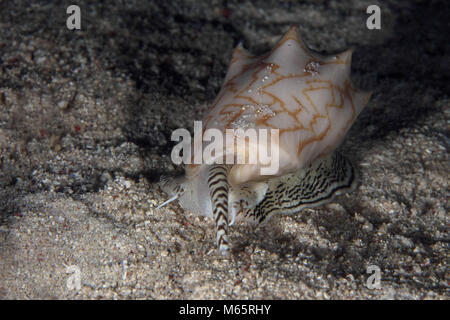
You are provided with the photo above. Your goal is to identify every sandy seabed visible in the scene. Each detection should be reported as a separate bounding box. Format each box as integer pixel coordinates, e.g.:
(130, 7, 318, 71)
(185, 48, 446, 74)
(0, 0, 448, 299)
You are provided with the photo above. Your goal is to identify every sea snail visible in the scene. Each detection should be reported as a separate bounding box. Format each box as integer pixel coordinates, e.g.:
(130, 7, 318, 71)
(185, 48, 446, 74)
(158, 26, 371, 255)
